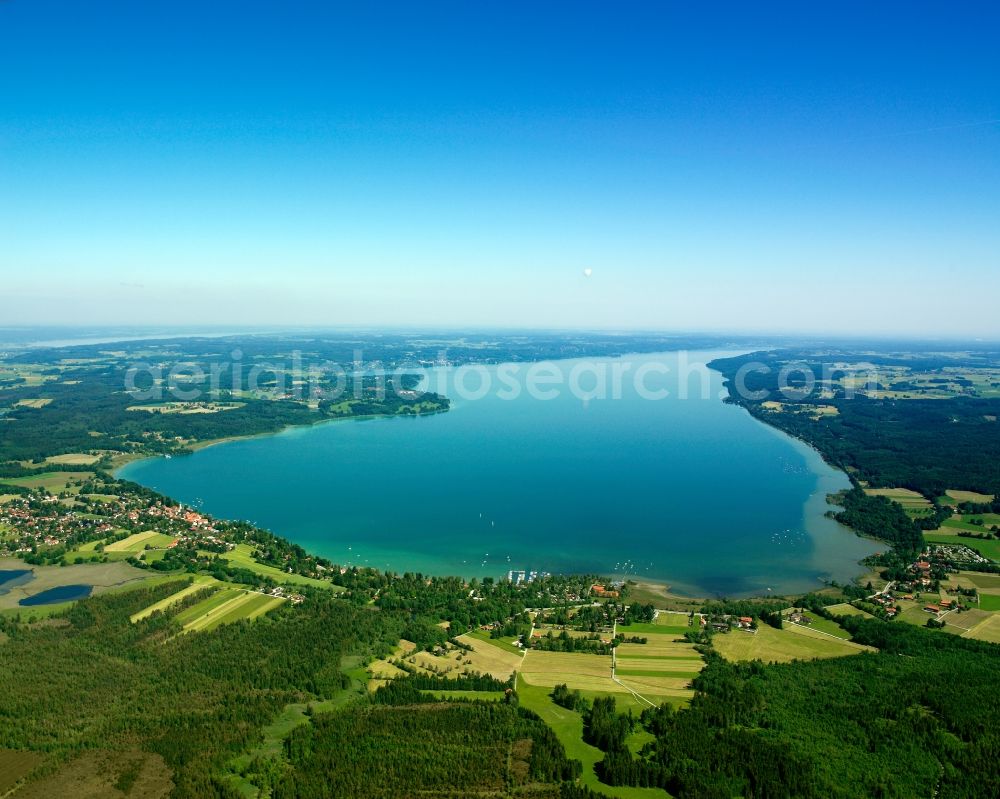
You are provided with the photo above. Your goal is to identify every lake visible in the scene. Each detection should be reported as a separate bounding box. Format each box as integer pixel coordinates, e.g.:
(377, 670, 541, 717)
(119, 351, 880, 596)
(0, 569, 33, 594)
(19, 584, 93, 606)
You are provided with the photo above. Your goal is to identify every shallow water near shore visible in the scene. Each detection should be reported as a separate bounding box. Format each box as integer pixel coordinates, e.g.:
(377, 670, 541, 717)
(119, 351, 879, 597)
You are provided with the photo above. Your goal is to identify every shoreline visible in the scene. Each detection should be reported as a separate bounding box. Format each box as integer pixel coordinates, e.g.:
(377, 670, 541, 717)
(112, 406, 451, 477)
(104, 352, 876, 601)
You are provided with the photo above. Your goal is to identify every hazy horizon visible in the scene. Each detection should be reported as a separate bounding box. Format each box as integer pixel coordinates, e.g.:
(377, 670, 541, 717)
(2, 2, 998, 335)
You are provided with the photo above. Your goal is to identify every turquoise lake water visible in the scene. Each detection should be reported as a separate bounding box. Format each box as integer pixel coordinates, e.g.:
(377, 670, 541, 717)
(119, 351, 879, 597)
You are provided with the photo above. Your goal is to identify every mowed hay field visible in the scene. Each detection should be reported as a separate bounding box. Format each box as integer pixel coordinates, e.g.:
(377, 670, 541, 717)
(963, 614, 1000, 643)
(946, 489, 995, 504)
(520, 633, 704, 706)
(450, 633, 524, 679)
(520, 650, 612, 690)
(713, 623, 873, 664)
(45, 453, 101, 466)
(615, 636, 704, 701)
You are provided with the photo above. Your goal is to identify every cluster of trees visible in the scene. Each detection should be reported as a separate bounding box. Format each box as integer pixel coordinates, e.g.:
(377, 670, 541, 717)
(617, 601, 656, 625)
(552, 683, 587, 713)
(583, 696, 636, 752)
(531, 630, 612, 654)
(273, 681, 580, 798)
(368, 572, 601, 634)
(833, 487, 925, 554)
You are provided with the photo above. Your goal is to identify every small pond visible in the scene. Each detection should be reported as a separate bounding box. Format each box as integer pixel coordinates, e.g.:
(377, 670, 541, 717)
(19, 584, 93, 606)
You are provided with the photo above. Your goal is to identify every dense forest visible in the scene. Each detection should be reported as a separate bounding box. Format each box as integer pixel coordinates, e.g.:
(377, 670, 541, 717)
(275, 684, 580, 798)
(0, 365, 448, 462)
(593, 619, 1000, 798)
(0, 582, 404, 797)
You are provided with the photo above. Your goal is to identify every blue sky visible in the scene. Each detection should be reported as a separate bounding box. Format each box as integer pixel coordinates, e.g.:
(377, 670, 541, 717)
(1, 1, 998, 335)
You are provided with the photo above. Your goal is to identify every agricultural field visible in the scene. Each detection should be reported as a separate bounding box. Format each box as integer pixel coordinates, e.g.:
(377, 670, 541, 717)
(129, 575, 219, 622)
(447, 633, 524, 679)
(938, 608, 994, 636)
(712, 622, 873, 664)
(614, 628, 705, 705)
(366, 640, 416, 688)
(977, 594, 1000, 611)
(13, 398, 53, 409)
(44, 452, 101, 466)
(761, 400, 838, 418)
(825, 602, 875, 618)
(105, 530, 178, 553)
(465, 627, 527, 655)
(863, 487, 932, 515)
(889, 597, 942, 628)
(519, 650, 613, 691)
(127, 401, 245, 414)
(174, 586, 285, 634)
(945, 489, 995, 504)
(208, 543, 340, 590)
(617, 610, 693, 636)
(366, 633, 523, 690)
(521, 626, 703, 708)
(962, 614, 1000, 643)
(942, 570, 1000, 594)
(0, 471, 93, 495)
(938, 516, 999, 534)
